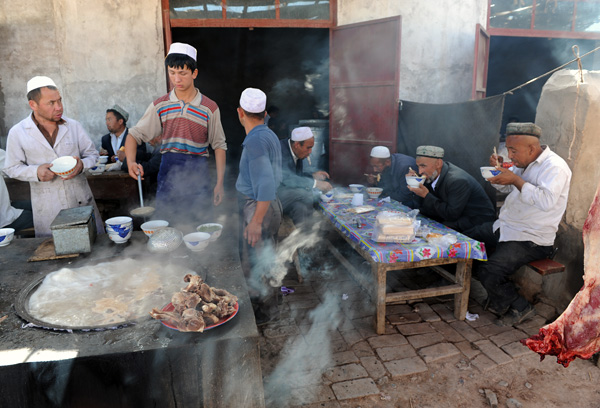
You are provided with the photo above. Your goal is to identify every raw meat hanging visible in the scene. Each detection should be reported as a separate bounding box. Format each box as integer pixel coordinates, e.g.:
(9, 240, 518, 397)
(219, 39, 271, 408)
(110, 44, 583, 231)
(521, 181, 600, 367)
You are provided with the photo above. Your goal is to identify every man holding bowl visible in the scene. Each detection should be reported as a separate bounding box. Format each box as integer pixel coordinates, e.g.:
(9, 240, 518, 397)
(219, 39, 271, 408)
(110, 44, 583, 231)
(407, 145, 495, 238)
(4, 76, 102, 237)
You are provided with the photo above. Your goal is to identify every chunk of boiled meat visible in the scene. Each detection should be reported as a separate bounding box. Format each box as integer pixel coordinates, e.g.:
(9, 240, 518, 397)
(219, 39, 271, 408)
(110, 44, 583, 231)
(521, 184, 600, 367)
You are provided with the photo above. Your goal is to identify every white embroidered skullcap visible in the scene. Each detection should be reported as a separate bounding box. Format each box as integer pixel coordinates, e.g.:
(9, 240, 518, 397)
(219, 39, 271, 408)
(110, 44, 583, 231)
(167, 42, 197, 61)
(370, 146, 391, 159)
(291, 127, 313, 142)
(27, 76, 57, 94)
(240, 88, 266, 113)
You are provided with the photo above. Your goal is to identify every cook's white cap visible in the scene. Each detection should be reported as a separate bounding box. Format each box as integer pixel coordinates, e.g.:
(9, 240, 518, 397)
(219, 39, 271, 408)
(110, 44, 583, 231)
(370, 146, 391, 159)
(167, 42, 197, 61)
(240, 88, 266, 113)
(27, 76, 57, 94)
(291, 127, 313, 142)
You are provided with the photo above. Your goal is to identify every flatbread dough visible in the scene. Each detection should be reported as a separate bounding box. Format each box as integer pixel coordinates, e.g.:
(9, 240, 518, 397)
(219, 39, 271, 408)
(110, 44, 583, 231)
(27, 259, 194, 327)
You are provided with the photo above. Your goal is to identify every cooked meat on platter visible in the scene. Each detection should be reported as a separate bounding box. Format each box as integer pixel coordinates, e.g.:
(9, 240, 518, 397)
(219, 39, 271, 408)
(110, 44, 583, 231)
(150, 274, 238, 333)
(522, 183, 600, 367)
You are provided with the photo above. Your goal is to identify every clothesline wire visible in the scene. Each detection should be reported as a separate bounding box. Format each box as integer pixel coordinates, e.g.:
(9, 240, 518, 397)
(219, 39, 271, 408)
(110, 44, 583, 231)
(503, 45, 600, 95)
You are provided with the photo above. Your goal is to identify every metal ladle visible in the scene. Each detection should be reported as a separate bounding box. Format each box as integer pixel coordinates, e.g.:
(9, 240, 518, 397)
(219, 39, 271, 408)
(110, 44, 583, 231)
(137, 173, 144, 208)
(130, 172, 155, 219)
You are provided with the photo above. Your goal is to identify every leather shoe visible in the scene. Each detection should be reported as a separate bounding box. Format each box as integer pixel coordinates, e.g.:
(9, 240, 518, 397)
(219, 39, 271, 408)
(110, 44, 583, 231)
(495, 304, 536, 327)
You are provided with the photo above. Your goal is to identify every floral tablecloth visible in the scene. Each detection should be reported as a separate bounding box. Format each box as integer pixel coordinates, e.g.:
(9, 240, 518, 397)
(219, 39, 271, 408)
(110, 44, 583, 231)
(319, 194, 487, 264)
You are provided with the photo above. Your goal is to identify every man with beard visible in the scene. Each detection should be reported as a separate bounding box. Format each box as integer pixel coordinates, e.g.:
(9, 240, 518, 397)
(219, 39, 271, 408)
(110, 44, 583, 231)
(366, 146, 419, 208)
(4, 76, 102, 237)
(407, 145, 495, 237)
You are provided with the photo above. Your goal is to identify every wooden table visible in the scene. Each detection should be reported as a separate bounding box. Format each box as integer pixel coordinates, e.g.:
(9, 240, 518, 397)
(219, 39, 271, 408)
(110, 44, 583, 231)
(5, 171, 140, 220)
(320, 196, 487, 335)
(0, 233, 265, 407)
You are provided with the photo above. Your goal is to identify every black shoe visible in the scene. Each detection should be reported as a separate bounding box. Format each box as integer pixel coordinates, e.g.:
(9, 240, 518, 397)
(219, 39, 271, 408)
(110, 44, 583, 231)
(484, 298, 510, 316)
(495, 304, 536, 327)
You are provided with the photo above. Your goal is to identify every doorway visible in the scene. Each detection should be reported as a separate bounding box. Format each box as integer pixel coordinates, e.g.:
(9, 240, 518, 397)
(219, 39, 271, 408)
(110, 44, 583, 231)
(172, 27, 329, 162)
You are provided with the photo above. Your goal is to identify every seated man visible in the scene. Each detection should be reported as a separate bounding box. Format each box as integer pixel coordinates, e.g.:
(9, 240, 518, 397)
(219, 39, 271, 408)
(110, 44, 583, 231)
(278, 127, 332, 227)
(1, 149, 33, 234)
(100, 104, 146, 169)
(479, 123, 571, 326)
(407, 145, 496, 236)
(366, 146, 419, 208)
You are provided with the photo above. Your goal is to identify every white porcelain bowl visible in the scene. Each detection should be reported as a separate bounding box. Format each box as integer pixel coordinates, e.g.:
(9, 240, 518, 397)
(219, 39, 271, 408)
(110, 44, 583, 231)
(349, 184, 365, 193)
(50, 156, 77, 179)
(97, 156, 109, 164)
(0, 228, 15, 247)
(406, 175, 426, 188)
(480, 166, 501, 180)
(366, 187, 383, 199)
(196, 223, 223, 242)
(141, 220, 169, 237)
(183, 232, 211, 251)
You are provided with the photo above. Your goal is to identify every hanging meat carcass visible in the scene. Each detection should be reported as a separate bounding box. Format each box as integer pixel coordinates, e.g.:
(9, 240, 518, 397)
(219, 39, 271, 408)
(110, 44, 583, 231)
(521, 181, 600, 367)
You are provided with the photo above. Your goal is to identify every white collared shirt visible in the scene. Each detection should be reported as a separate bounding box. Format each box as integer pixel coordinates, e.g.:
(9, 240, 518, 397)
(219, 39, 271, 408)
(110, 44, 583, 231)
(493, 146, 571, 246)
(0, 149, 23, 227)
(288, 139, 316, 188)
(110, 129, 126, 155)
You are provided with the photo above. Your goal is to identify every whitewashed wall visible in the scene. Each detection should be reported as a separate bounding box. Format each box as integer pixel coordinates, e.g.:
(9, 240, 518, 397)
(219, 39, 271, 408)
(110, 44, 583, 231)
(338, 0, 488, 104)
(0, 0, 165, 149)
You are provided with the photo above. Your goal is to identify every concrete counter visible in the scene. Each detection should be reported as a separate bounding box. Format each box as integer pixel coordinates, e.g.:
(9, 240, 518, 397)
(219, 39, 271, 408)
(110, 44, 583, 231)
(0, 233, 264, 407)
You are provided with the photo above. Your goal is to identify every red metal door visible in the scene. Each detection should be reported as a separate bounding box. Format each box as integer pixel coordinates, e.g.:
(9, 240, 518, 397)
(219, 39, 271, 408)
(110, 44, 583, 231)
(329, 16, 401, 184)
(472, 23, 490, 99)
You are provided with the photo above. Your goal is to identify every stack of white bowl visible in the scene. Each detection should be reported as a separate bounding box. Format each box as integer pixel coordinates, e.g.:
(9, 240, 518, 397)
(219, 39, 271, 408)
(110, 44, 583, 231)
(105, 216, 133, 244)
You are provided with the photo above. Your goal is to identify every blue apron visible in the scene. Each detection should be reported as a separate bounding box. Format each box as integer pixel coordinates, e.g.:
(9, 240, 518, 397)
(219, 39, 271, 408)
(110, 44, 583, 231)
(155, 152, 211, 225)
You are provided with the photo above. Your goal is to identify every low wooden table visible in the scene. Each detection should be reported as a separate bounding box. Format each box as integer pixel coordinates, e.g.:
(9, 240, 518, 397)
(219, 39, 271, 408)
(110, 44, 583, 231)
(320, 196, 487, 335)
(0, 233, 264, 407)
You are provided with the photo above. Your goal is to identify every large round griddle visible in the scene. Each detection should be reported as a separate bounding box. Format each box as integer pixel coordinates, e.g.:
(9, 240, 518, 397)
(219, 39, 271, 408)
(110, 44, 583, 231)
(14, 272, 141, 331)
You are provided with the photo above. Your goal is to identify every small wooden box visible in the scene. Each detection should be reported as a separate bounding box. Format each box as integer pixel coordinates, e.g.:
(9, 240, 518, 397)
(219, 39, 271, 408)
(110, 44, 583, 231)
(50, 206, 97, 255)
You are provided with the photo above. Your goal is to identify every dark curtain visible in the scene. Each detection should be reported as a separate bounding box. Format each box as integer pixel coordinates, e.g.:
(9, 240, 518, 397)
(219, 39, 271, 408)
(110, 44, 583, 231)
(397, 95, 505, 201)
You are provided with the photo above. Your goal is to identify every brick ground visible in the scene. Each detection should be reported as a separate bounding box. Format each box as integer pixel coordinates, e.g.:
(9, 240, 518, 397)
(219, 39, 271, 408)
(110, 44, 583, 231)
(257, 247, 548, 407)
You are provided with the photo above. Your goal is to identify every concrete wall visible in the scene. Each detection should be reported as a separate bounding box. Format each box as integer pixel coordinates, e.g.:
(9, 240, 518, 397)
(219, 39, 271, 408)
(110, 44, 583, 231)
(337, 0, 488, 104)
(535, 70, 600, 307)
(0, 0, 165, 149)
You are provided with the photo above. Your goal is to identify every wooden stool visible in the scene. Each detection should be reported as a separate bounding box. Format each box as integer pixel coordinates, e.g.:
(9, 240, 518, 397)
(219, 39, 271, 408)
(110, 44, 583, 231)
(526, 258, 565, 276)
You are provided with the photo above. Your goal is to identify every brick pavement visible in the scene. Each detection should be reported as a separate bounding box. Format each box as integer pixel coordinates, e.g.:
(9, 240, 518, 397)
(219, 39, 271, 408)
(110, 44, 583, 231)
(258, 248, 552, 407)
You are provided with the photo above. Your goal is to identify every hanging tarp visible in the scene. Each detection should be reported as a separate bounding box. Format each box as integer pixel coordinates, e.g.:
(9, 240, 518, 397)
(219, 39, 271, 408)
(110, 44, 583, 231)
(397, 95, 505, 197)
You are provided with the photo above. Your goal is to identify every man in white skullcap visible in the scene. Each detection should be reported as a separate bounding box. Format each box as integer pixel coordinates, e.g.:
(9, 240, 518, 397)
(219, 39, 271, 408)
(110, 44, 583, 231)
(236, 87, 282, 325)
(278, 126, 332, 226)
(407, 144, 495, 242)
(100, 104, 147, 171)
(477, 123, 571, 327)
(124, 42, 227, 227)
(4, 76, 102, 237)
(367, 145, 419, 208)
